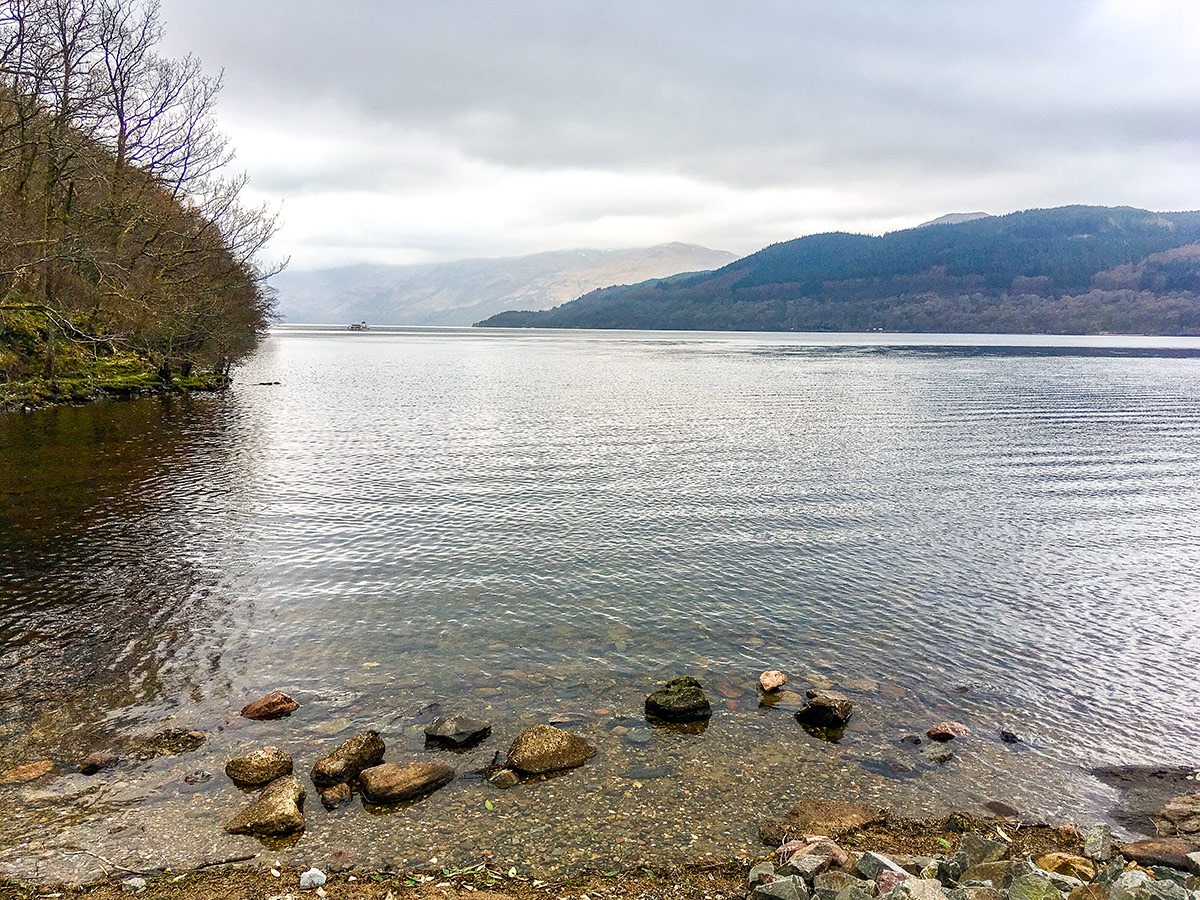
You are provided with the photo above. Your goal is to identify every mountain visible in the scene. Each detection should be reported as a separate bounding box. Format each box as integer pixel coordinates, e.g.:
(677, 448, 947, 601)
(477, 206, 1200, 335)
(270, 243, 738, 326)
(918, 212, 993, 227)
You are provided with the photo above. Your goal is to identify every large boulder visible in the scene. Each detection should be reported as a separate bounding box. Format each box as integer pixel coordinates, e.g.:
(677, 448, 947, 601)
(506, 724, 596, 774)
(645, 677, 712, 722)
(311, 731, 385, 787)
(225, 775, 305, 836)
(358, 762, 454, 804)
(760, 797, 885, 845)
(795, 690, 854, 728)
(240, 690, 300, 720)
(1119, 838, 1200, 871)
(225, 746, 293, 787)
(424, 715, 491, 749)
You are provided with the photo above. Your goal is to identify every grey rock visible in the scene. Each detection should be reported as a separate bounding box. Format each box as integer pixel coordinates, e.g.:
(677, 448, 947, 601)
(750, 862, 777, 888)
(1085, 825, 1114, 862)
(645, 676, 712, 722)
(1111, 873, 1153, 900)
(895, 878, 950, 900)
(782, 853, 836, 881)
(1137, 880, 1188, 900)
(120, 877, 146, 893)
(506, 724, 596, 774)
(814, 872, 869, 900)
(753, 877, 810, 900)
(424, 714, 492, 748)
(1095, 861, 1127, 885)
(225, 746, 293, 787)
(960, 834, 1009, 866)
(1149, 869, 1190, 887)
(224, 775, 305, 836)
(1154, 794, 1200, 837)
(836, 884, 874, 900)
(1008, 874, 1066, 900)
(939, 852, 971, 885)
(859, 851, 908, 880)
(488, 768, 519, 789)
(795, 690, 854, 728)
(311, 731, 385, 787)
(949, 889, 1005, 900)
(1188, 852, 1200, 875)
(299, 868, 326, 890)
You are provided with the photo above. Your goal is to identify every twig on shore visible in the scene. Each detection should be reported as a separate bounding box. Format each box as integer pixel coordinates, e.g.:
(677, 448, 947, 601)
(191, 853, 259, 871)
(60, 848, 151, 877)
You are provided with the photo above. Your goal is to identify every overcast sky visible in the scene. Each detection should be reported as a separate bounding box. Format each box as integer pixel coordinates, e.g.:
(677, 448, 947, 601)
(158, 0, 1200, 270)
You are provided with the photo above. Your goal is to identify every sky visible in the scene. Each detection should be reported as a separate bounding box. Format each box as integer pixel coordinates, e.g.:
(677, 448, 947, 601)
(158, 0, 1200, 270)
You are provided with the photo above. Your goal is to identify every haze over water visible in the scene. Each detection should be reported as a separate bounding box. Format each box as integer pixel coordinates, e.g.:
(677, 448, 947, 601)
(3, 327, 1200, 880)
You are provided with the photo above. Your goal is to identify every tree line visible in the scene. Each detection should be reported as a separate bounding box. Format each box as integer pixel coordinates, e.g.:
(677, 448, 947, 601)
(0, 0, 280, 384)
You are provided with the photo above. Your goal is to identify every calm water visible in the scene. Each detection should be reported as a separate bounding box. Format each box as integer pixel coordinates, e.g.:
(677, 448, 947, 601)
(3, 327, 1200, 881)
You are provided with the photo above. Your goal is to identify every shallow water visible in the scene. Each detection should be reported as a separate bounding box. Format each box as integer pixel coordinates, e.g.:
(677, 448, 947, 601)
(3, 327, 1200, 881)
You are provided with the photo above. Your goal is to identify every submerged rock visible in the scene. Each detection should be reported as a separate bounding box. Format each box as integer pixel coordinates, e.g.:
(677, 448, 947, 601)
(645, 676, 712, 722)
(225, 746, 293, 787)
(126, 728, 206, 760)
(424, 714, 492, 749)
(0, 760, 53, 784)
(1152, 792, 1200, 836)
(760, 796, 885, 845)
(927, 721, 971, 742)
(240, 690, 300, 720)
(311, 731, 385, 787)
(760, 670, 788, 692)
(79, 749, 119, 775)
(795, 690, 854, 728)
(318, 782, 352, 810)
(225, 775, 305, 836)
(358, 762, 454, 804)
(488, 768, 520, 789)
(506, 724, 596, 774)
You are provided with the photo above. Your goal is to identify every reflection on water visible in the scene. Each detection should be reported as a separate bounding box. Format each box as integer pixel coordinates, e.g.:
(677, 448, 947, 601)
(3, 328, 1200, 881)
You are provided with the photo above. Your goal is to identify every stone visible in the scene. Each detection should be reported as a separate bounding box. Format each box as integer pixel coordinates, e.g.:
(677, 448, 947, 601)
(750, 861, 778, 888)
(878, 871, 912, 895)
(761, 670, 788, 692)
(761, 690, 808, 710)
(1069, 886, 1111, 900)
(835, 884, 873, 900)
(358, 762, 454, 804)
(753, 877, 810, 900)
(1120, 839, 1200, 871)
(938, 852, 970, 884)
(645, 677, 712, 722)
(777, 837, 850, 870)
(1154, 794, 1200, 837)
(79, 749, 118, 775)
(1035, 854, 1095, 882)
(1008, 874, 1066, 900)
(424, 715, 492, 748)
(1187, 852, 1200, 875)
(761, 797, 886, 845)
(1109, 871, 1151, 900)
(795, 690, 854, 728)
(1000, 731, 1021, 744)
(318, 783, 352, 810)
(0, 760, 54, 784)
(950, 889, 1005, 900)
(1085, 825, 1114, 862)
(782, 853, 838, 881)
(900, 735, 923, 746)
(895, 878, 949, 900)
(506, 724, 596, 774)
(311, 731, 385, 787)
(126, 728, 206, 760)
(225, 746, 293, 787)
(859, 851, 909, 880)
(961, 862, 1015, 886)
(488, 768, 520, 789)
(813, 870, 868, 900)
(1148, 868, 1188, 887)
(300, 868, 327, 890)
(959, 834, 1008, 866)
(224, 775, 305, 836)
(120, 877, 147, 893)
(926, 722, 971, 741)
(240, 690, 300, 720)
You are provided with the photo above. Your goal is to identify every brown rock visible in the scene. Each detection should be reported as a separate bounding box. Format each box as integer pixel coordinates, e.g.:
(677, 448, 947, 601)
(1034, 853, 1095, 882)
(795, 690, 854, 728)
(319, 782, 353, 810)
(776, 836, 850, 868)
(79, 750, 118, 775)
(224, 775, 305, 836)
(357, 762, 454, 804)
(760, 670, 788, 692)
(225, 746, 293, 787)
(240, 690, 299, 720)
(506, 724, 596, 775)
(1069, 886, 1111, 900)
(311, 731, 385, 787)
(1152, 792, 1200, 836)
(1118, 837, 1200, 870)
(0, 760, 53, 784)
(926, 721, 971, 741)
(760, 796, 886, 845)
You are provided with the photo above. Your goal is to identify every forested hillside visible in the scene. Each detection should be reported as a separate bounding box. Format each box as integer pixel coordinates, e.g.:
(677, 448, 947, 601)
(478, 207, 1200, 334)
(0, 0, 279, 408)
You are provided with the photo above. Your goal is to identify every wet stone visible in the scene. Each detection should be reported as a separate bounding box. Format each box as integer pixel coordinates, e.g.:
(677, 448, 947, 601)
(762, 797, 885, 845)
(318, 782, 352, 810)
(506, 724, 596, 774)
(795, 690, 854, 728)
(79, 749, 118, 775)
(424, 714, 492, 749)
(0, 760, 54, 784)
(1120, 839, 1200, 871)
(240, 690, 300, 721)
(487, 768, 519, 789)
(225, 746, 293, 787)
(645, 676, 712, 722)
(358, 762, 454, 804)
(927, 721, 971, 741)
(761, 670, 788, 692)
(225, 775, 306, 836)
(311, 731, 385, 787)
(127, 728, 206, 760)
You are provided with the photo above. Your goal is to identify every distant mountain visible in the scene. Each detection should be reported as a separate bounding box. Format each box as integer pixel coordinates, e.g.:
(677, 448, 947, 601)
(270, 243, 738, 326)
(478, 206, 1200, 335)
(918, 212, 993, 227)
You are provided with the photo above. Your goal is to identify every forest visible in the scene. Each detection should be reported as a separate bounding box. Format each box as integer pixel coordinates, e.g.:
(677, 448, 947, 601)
(0, 0, 279, 408)
(478, 207, 1200, 335)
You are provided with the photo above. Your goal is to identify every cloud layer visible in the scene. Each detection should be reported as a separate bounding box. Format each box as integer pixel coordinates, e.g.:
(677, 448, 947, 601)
(160, 0, 1200, 268)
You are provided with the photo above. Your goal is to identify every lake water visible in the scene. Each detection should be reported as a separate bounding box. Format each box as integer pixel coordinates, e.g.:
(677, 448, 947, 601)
(3, 326, 1200, 881)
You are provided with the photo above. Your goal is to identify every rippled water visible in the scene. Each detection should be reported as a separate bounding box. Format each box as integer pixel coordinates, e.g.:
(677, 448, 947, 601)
(3, 327, 1200, 881)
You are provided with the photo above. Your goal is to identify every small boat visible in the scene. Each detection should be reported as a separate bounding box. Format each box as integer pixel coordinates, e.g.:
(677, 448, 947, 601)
(348, 321, 370, 331)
